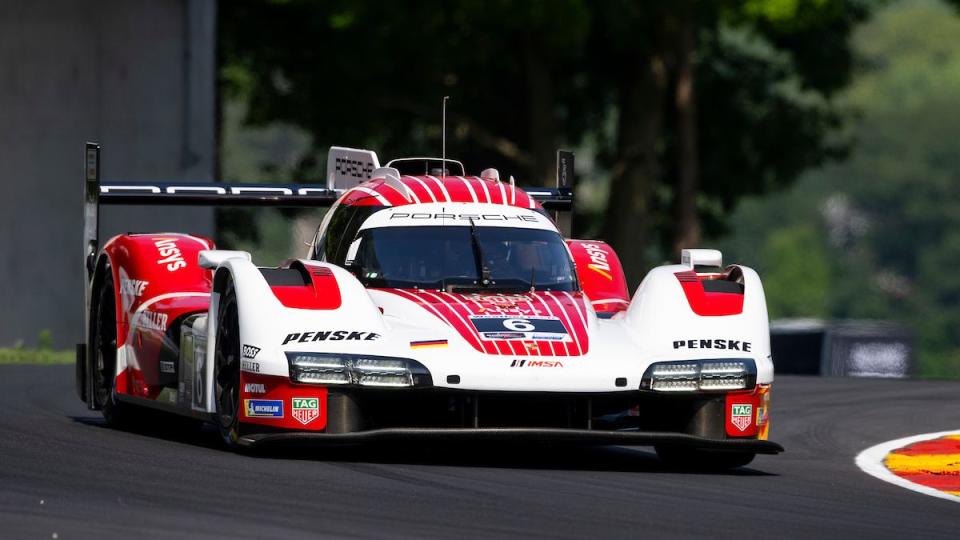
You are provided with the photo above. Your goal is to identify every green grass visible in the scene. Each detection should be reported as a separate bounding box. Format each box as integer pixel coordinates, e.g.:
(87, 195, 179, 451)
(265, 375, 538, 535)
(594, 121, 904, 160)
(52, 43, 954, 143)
(0, 348, 74, 364)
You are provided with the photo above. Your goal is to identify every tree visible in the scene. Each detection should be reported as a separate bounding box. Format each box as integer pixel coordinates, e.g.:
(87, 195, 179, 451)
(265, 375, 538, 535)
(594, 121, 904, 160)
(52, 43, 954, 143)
(219, 0, 870, 285)
(716, 0, 960, 377)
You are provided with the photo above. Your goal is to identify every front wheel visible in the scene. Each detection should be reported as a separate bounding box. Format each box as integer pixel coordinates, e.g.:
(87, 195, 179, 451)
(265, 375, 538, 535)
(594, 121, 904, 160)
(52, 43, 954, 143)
(655, 446, 756, 471)
(92, 266, 136, 426)
(213, 279, 242, 448)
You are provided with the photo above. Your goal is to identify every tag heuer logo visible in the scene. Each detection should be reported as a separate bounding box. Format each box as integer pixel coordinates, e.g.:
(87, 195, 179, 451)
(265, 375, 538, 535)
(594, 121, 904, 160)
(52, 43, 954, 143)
(242, 345, 260, 359)
(292, 397, 320, 425)
(731, 404, 753, 432)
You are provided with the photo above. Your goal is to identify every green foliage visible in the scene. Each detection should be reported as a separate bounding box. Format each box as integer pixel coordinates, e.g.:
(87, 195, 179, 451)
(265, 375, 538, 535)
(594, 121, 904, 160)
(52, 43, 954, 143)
(717, 0, 960, 377)
(0, 348, 73, 365)
(37, 329, 53, 351)
(761, 224, 832, 318)
(0, 329, 71, 363)
(218, 0, 869, 275)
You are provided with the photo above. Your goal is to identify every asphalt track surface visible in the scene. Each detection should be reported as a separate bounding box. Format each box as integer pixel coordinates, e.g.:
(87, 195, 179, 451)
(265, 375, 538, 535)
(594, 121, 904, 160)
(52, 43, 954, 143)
(1, 366, 958, 539)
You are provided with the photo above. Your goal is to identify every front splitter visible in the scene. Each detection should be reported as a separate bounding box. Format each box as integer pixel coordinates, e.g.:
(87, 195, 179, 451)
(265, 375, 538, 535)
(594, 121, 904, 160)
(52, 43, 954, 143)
(238, 427, 784, 453)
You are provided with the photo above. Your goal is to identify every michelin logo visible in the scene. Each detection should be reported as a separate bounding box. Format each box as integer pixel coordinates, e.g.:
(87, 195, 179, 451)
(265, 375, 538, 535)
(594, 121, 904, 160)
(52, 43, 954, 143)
(244, 399, 283, 418)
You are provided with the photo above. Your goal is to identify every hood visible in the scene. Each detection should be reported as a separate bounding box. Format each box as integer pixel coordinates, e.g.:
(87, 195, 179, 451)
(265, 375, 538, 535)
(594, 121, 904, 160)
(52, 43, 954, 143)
(374, 289, 592, 357)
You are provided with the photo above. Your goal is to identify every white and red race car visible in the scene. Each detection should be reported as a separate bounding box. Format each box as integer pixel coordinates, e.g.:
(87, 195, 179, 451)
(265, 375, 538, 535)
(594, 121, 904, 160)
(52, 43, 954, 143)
(76, 144, 781, 468)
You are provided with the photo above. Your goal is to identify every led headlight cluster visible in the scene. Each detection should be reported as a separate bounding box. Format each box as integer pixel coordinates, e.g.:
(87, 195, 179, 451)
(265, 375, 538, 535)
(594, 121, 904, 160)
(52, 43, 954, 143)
(640, 359, 756, 392)
(286, 353, 433, 388)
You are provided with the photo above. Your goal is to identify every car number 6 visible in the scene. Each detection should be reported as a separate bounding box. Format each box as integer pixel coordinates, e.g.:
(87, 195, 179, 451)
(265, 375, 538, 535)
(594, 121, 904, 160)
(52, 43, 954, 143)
(503, 318, 535, 332)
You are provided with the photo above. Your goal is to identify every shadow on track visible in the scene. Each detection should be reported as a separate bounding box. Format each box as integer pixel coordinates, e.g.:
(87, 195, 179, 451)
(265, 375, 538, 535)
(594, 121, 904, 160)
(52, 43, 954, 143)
(70, 413, 775, 477)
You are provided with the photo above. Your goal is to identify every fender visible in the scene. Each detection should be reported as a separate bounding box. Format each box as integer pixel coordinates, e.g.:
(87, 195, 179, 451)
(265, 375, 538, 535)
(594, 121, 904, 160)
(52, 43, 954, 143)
(96, 233, 214, 400)
(566, 239, 629, 316)
(625, 263, 773, 384)
(205, 256, 389, 423)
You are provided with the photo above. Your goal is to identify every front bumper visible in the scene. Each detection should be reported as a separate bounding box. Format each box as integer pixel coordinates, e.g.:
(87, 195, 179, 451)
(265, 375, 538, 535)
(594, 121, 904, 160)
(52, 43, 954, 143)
(237, 427, 784, 453)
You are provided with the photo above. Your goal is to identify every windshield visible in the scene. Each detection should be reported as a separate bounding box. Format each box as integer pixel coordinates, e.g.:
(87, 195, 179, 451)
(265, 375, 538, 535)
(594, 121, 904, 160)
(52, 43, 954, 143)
(349, 226, 578, 292)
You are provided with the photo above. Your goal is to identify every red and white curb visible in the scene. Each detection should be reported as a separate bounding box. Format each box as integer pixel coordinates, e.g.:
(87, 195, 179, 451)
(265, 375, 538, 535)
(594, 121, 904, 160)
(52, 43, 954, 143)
(855, 430, 960, 503)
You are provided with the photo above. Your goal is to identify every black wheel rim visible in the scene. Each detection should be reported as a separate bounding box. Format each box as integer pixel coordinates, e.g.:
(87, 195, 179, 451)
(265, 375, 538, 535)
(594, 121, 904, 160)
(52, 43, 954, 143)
(214, 292, 240, 429)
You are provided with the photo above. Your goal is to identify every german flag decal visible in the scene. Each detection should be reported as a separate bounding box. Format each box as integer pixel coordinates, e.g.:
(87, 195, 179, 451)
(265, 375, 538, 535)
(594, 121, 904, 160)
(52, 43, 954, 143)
(410, 339, 448, 349)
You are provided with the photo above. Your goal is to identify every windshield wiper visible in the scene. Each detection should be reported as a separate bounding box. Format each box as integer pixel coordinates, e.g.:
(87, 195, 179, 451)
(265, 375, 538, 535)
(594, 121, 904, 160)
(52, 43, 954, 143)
(468, 219, 492, 287)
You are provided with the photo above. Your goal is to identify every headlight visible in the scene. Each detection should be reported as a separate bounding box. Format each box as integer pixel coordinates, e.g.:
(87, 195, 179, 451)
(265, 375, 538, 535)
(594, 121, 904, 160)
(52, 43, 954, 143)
(286, 352, 433, 388)
(640, 359, 756, 392)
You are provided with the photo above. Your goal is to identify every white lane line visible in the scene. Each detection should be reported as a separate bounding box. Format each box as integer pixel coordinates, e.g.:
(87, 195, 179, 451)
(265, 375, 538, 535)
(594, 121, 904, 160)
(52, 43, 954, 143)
(854, 430, 960, 504)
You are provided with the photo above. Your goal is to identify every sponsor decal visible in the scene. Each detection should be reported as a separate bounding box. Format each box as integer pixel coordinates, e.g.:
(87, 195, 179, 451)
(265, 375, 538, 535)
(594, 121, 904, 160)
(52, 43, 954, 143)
(193, 344, 206, 408)
(282, 331, 381, 345)
(464, 293, 544, 317)
(731, 404, 753, 432)
(245, 399, 283, 418)
(672, 338, 752, 352)
(119, 278, 149, 297)
(389, 212, 539, 223)
(530, 333, 567, 341)
(580, 243, 613, 280)
(470, 317, 570, 342)
(241, 360, 260, 373)
(242, 345, 261, 359)
(757, 405, 768, 426)
(510, 359, 563, 368)
(86, 147, 98, 180)
(292, 397, 320, 425)
(335, 156, 375, 179)
(154, 237, 187, 271)
(244, 383, 266, 394)
(159, 360, 175, 374)
(135, 310, 169, 331)
(410, 339, 448, 349)
(481, 332, 525, 340)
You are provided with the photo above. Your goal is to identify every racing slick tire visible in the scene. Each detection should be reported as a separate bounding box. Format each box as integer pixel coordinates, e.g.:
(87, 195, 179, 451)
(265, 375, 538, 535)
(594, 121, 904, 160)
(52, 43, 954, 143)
(213, 278, 243, 448)
(654, 446, 756, 471)
(92, 266, 136, 427)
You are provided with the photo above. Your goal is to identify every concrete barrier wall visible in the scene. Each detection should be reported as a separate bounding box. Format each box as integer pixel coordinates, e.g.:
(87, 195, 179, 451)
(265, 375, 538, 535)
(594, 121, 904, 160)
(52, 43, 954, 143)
(0, 0, 216, 347)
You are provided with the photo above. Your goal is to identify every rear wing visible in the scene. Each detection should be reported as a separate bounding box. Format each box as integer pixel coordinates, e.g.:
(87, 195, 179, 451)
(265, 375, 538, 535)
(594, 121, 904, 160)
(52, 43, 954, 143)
(83, 143, 575, 278)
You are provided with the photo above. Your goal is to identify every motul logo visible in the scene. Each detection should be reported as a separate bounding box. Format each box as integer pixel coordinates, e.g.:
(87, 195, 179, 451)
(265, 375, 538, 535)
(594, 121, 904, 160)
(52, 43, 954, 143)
(581, 243, 612, 280)
(154, 237, 186, 271)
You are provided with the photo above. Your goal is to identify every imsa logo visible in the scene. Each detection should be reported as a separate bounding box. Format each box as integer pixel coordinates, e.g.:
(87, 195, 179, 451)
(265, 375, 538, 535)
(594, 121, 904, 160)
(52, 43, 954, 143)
(731, 404, 753, 432)
(292, 397, 320, 425)
(509, 359, 564, 368)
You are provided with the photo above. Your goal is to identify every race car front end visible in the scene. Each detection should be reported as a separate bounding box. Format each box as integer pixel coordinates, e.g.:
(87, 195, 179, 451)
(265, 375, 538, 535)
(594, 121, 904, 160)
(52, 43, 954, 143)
(221, 263, 779, 465)
(201, 201, 780, 469)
